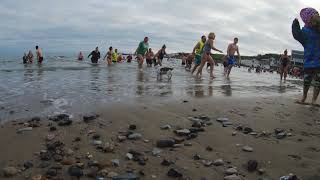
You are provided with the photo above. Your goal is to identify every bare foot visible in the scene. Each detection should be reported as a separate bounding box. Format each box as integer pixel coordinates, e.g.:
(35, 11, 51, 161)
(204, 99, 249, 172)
(295, 99, 309, 105)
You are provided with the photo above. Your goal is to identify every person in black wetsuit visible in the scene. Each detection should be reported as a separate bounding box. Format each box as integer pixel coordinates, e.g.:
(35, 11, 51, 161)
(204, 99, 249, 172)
(88, 47, 101, 63)
(154, 44, 167, 66)
(279, 49, 290, 81)
(23, 53, 28, 64)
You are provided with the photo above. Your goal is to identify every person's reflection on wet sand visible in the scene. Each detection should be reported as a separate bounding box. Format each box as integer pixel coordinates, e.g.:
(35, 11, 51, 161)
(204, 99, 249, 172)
(221, 85, 232, 96)
(36, 66, 44, 81)
(23, 64, 34, 82)
(136, 70, 144, 96)
(278, 81, 287, 93)
(208, 79, 214, 97)
(89, 65, 101, 92)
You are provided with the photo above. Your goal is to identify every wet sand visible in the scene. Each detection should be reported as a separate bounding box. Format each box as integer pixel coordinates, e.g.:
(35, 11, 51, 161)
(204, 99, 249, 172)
(0, 96, 319, 180)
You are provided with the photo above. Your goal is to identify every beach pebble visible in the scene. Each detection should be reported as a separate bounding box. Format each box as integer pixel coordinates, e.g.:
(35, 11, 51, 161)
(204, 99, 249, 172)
(129, 124, 137, 130)
(202, 160, 213, 167)
(152, 148, 162, 156)
(243, 127, 253, 134)
(126, 153, 133, 160)
(184, 142, 192, 146)
(213, 159, 224, 166)
(23, 161, 33, 169)
(2, 166, 18, 177)
(111, 159, 120, 167)
(128, 133, 142, 140)
(225, 168, 238, 175)
(206, 146, 213, 151)
(175, 129, 191, 136)
(93, 140, 102, 146)
(258, 168, 266, 175)
(46, 168, 57, 177)
(247, 160, 258, 172)
(223, 121, 233, 127)
(224, 174, 241, 180)
(217, 117, 229, 122)
(46, 134, 56, 141)
(276, 132, 287, 139)
(156, 139, 175, 148)
(117, 135, 127, 142)
(161, 159, 172, 166)
(101, 142, 114, 153)
(232, 132, 237, 136)
(113, 172, 139, 180)
(107, 172, 118, 178)
(83, 114, 98, 123)
(68, 165, 84, 177)
(17, 127, 33, 133)
(160, 124, 172, 130)
(242, 146, 253, 152)
(97, 169, 108, 177)
(167, 168, 183, 178)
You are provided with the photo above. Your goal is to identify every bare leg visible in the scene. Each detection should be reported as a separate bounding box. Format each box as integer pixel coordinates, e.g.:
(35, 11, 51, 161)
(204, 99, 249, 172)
(284, 66, 288, 81)
(227, 65, 233, 78)
(280, 66, 284, 81)
(312, 86, 320, 105)
(196, 55, 207, 77)
(208, 56, 215, 78)
(191, 64, 199, 74)
(300, 85, 310, 103)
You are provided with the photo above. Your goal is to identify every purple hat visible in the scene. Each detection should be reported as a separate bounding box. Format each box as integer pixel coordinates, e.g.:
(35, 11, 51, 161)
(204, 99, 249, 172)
(300, 7, 319, 27)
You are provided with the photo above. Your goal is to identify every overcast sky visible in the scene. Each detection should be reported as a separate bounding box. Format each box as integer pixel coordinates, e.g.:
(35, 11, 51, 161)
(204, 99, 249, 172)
(0, 0, 319, 56)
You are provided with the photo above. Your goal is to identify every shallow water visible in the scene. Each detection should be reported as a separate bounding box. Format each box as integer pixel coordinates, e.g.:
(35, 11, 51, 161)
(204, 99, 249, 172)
(0, 56, 302, 122)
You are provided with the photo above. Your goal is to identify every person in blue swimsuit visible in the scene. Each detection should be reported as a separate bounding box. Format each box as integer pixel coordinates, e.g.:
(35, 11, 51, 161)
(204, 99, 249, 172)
(226, 37, 241, 78)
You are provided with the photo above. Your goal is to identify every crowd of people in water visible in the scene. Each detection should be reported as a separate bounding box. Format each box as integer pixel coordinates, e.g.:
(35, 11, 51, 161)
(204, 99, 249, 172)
(20, 7, 319, 105)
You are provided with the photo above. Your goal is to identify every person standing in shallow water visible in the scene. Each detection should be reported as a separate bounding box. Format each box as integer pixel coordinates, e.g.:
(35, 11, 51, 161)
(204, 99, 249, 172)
(35, 46, 44, 64)
(196, 32, 223, 78)
(154, 44, 167, 66)
(104, 46, 113, 65)
(279, 49, 290, 81)
(226, 37, 241, 78)
(23, 53, 28, 64)
(88, 47, 101, 63)
(27, 50, 34, 63)
(135, 37, 149, 67)
(78, 52, 84, 61)
(145, 48, 154, 67)
(292, 7, 320, 105)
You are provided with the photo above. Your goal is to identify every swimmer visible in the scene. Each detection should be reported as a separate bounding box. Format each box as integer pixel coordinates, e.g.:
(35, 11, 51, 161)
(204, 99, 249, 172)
(88, 47, 101, 63)
(154, 44, 167, 66)
(104, 46, 113, 65)
(127, 55, 133, 63)
(226, 37, 241, 78)
(195, 32, 223, 78)
(135, 37, 149, 67)
(191, 35, 206, 74)
(27, 50, 33, 63)
(78, 51, 84, 61)
(35, 45, 44, 64)
(279, 49, 290, 81)
(145, 48, 154, 67)
(112, 49, 118, 63)
(23, 53, 28, 64)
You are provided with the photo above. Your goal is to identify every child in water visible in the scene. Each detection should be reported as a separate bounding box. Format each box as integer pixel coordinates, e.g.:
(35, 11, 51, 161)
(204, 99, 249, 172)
(292, 7, 320, 105)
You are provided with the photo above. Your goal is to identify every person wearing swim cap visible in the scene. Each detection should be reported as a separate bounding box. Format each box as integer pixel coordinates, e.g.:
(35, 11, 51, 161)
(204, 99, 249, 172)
(88, 47, 101, 63)
(226, 37, 241, 78)
(292, 7, 320, 105)
(135, 37, 149, 67)
(191, 35, 206, 74)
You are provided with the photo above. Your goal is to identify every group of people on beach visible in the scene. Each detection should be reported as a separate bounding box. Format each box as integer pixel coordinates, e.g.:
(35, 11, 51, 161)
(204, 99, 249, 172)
(22, 46, 44, 64)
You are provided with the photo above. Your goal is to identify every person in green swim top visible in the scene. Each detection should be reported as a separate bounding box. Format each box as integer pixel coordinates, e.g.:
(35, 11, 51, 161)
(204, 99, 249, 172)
(191, 35, 206, 74)
(112, 49, 118, 63)
(135, 37, 149, 67)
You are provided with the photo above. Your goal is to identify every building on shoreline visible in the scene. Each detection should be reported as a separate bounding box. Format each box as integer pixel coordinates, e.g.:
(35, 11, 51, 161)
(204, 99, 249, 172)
(291, 50, 304, 67)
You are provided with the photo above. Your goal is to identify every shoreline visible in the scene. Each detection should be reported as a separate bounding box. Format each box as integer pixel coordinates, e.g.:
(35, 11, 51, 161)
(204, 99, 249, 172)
(0, 96, 319, 179)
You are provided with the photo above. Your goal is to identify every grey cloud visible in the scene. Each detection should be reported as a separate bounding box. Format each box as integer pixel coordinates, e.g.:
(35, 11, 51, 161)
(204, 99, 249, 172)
(0, 0, 318, 56)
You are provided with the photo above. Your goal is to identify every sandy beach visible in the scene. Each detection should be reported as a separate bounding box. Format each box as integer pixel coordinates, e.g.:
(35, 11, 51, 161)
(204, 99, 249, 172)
(0, 95, 319, 180)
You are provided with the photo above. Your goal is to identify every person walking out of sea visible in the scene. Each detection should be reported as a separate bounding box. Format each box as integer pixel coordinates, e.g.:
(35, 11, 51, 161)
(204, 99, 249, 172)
(145, 48, 155, 67)
(196, 32, 223, 78)
(112, 49, 118, 63)
(104, 46, 113, 65)
(154, 44, 167, 66)
(226, 37, 241, 78)
(279, 49, 290, 81)
(36, 46, 44, 64)
(135, 37, 149, 67)
(27, 50, 34, 63)
(88, 47, 101, 63)
(78, 52, 84, 61)
(191, 35, 206, 74)
(23, 53, 28, 64)
(292, 7, 320, 105)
